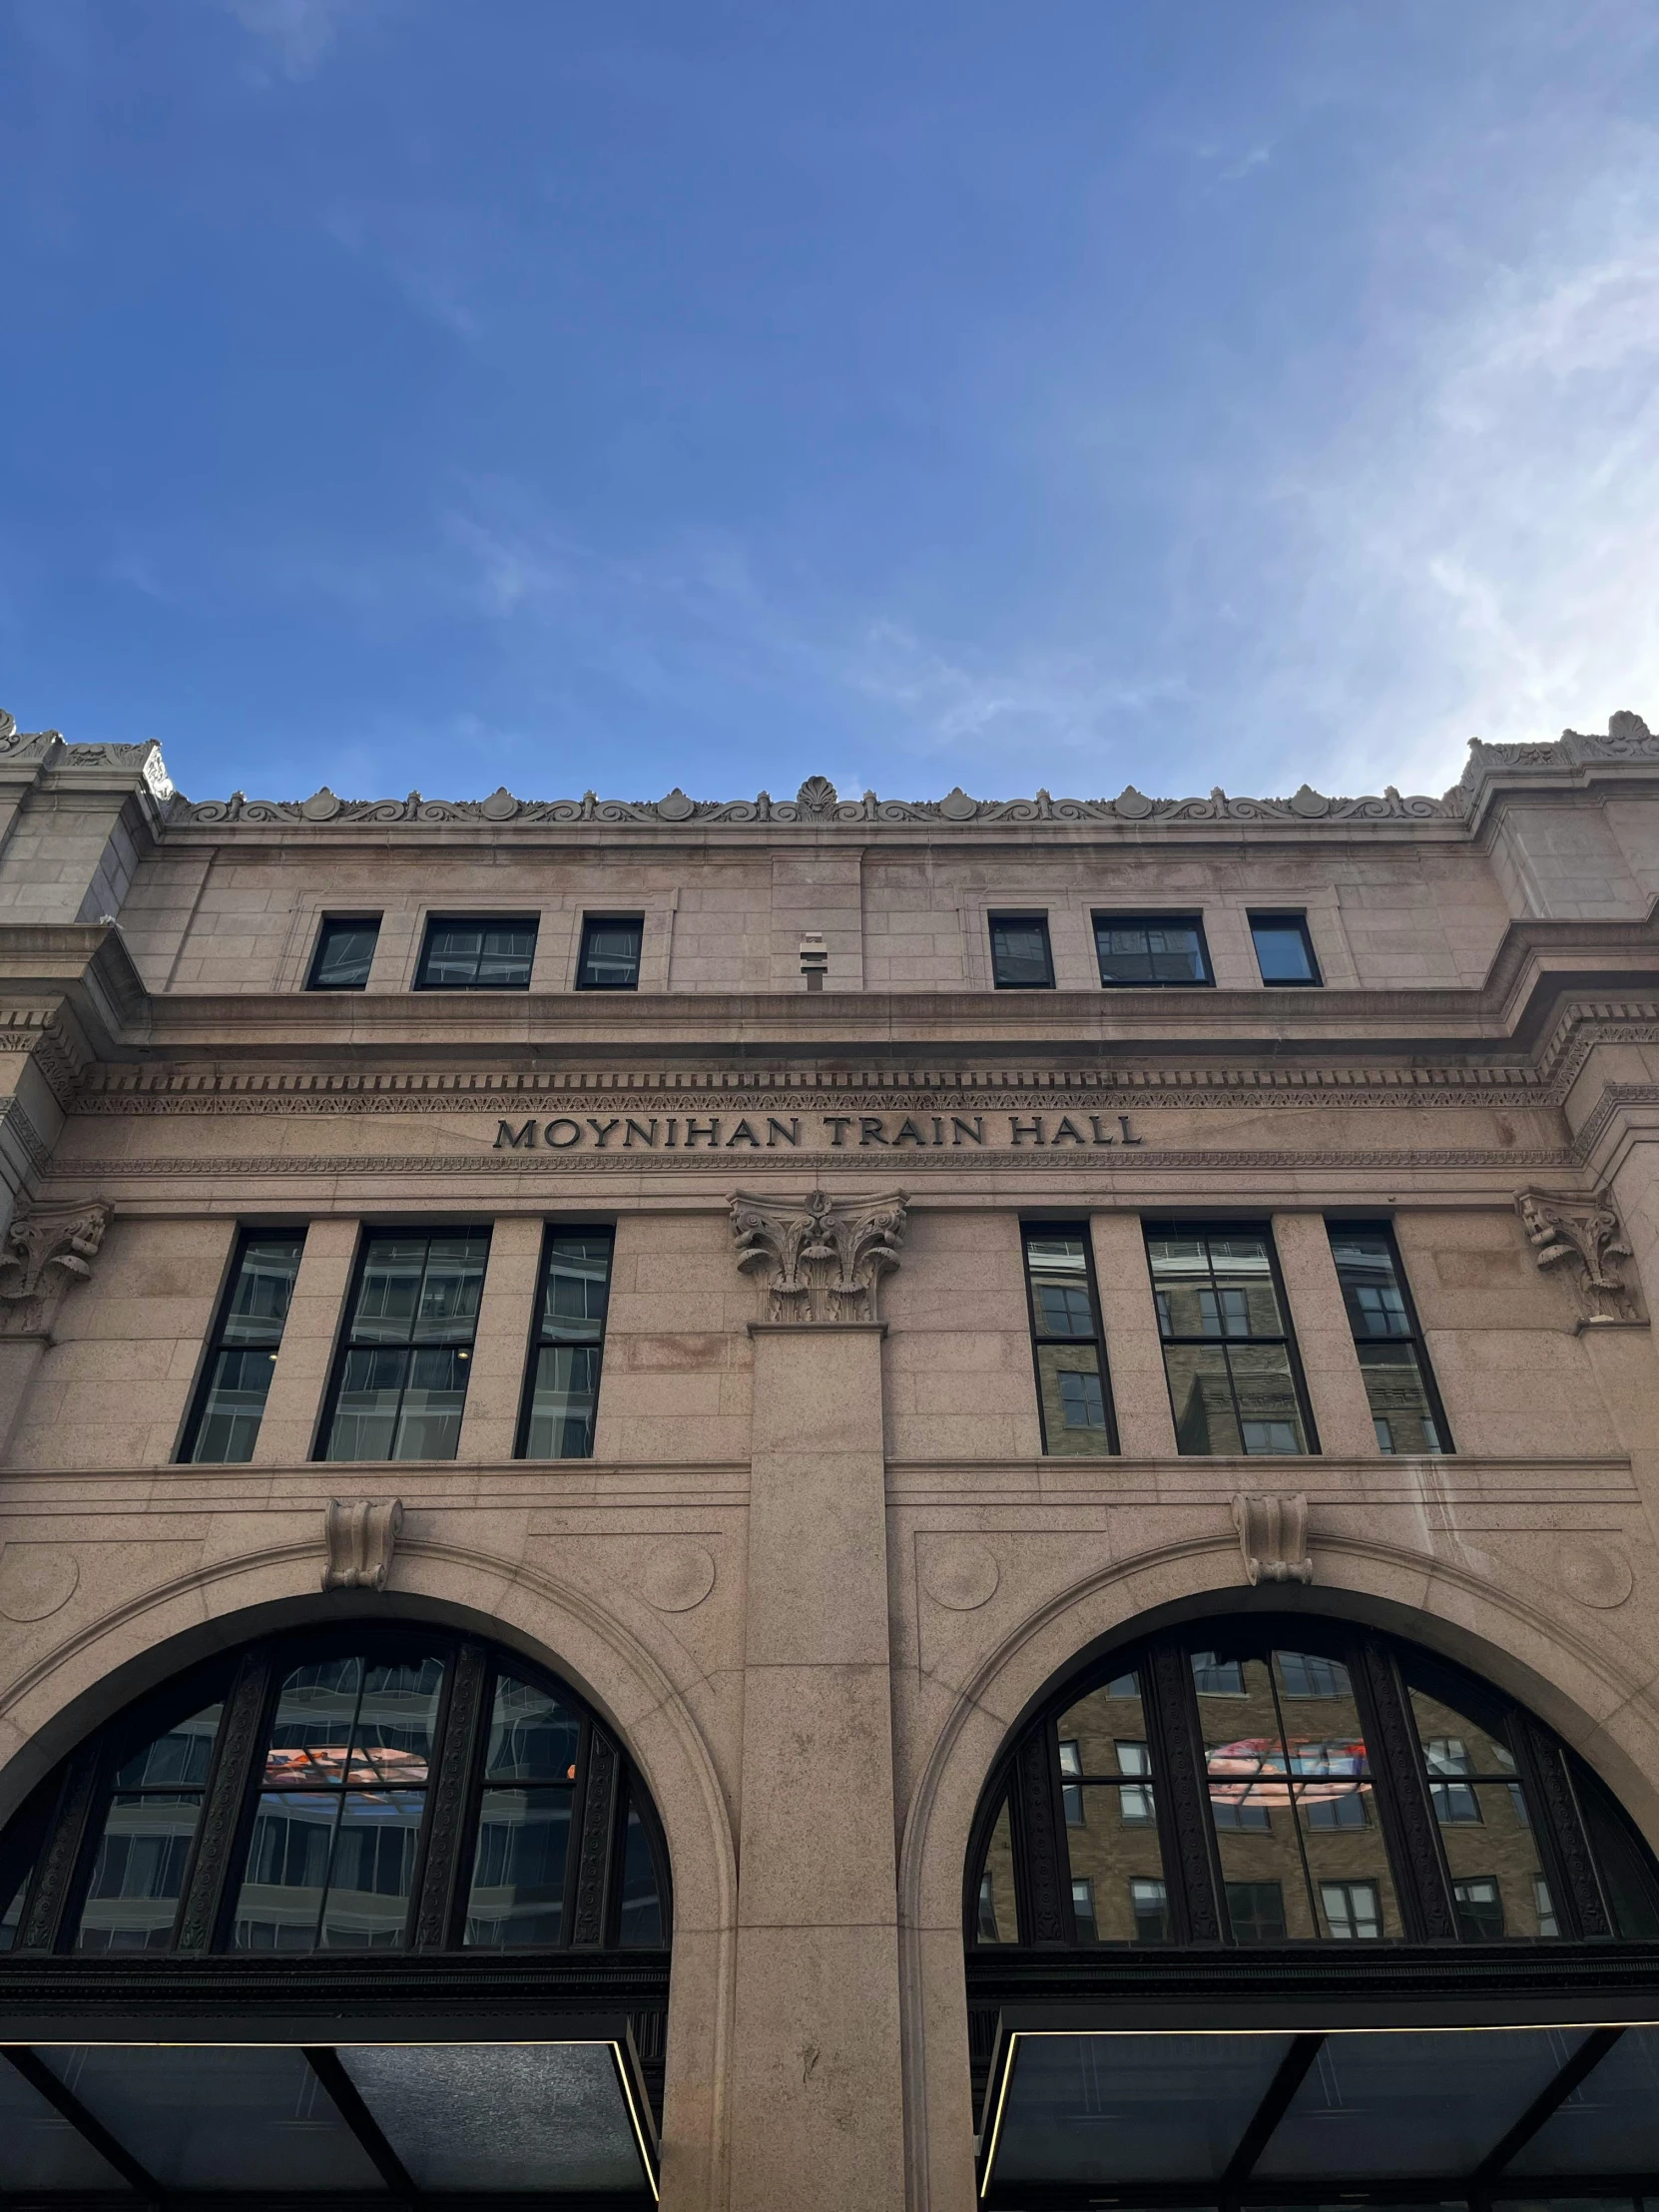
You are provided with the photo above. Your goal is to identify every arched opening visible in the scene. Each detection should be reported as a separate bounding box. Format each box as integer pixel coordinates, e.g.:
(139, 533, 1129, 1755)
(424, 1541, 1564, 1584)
(0, 1622, 671, 2203)
(964, 1610, 1659, 2207)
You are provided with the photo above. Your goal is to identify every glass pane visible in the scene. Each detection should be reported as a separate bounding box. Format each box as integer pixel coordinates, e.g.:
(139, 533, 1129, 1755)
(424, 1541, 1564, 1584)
(319, 1789, 423, 1948)
(1095, 919, 1208, 986)
(40, 2043, 382, 2190)
(188, 1346, 280, 1462)
(1066, 1787, 1170, 1941)
(523, 1343, 603, 1458)
(349, 1657, 444, 1784)
(1164, 1344, 1242, 1453)
(75, 1794, 202, 1950)
(475, 924, 536, 986)
(1205, 1236, 1289, 1334)
(988, 2031, 1296, 2185)
(464, 1787, 573, 1946)
(1440, 1788, 1555, 1938)
(1360, 1341, 1445, 1452)
(1256, 2027, 1588, 2178)
(1197, 1651, 1313, 1937)
(338, 2043, 650, 2193)
(976, 1796, 1018, 1943)
(0, 1856, 31, 1949)
(310, 919, 378, 989)
(618, 1805, 664, 1945)
(233, 1792, 340, 1948)
(324, 1345, 407, 1459)
(266, 1657, 362, 1786)
(1329, 1231, 1413, 1339)
(1034, 1342, 1111, 1455)
(1228, 1343, 1309, 1453)
(1252, 918, 1317, 982)
(541, 1235, 612, 1338)
(1024, 1234, 1096, 1338)
(391, 1346, 468, 1459)
(1408, 1677, 1522, 1777)
(485, 1674, 582, 1782)
(1056, 1674, 1151, 1771)
(991, 917, 1051, 986)
(219, 1235, 304, 1344)
(1508, 2024, 1659, 2175)
(0, 2055, 129, 2187)
(411, 1233, 488, 1342)
(422, 923, 484, 986)
(351, 1238, 429, 1342)
(114, 1700, 223, 1789)
(1575, 1765, 1659, 1937)
(580, 919, 643, 988)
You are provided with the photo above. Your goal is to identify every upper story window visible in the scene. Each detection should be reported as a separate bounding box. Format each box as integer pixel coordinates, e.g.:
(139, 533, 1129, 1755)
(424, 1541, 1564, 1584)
(989, 913, 1054, 989)
(306, 916, 380, 991)
(415, 917, 538, 990)
(178, 1230, 305, 1463)
(1145, 1224, 1315, 1454)
(1329, 1222, 1451, 1454)
(576, 915, 643, 991)
(1093, 913, 1213, 987)
(1021, 1224, 1116, 1455)
(1250, 910, 1322, 985)
(317, 1230, 488, 1461)
(0, 1627, 669, 1961)
(518, 1229, 614, 1459)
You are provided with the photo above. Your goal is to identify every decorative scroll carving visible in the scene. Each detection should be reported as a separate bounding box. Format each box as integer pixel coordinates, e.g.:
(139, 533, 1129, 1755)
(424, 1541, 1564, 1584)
(16, 1747, 101, 1953)
(0, 1200, 110, 1335)
(321, 1497, 403, 1591)
(1232, 1493, 1314, 1586)
(730, 1187, 907, 1322)
(1516, 1188, 1641, 1324)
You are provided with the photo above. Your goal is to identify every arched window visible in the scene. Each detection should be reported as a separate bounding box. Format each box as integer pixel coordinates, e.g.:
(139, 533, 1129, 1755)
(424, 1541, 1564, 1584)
(966, 1615, 1659, 2207)
(0, 1628, 669, 2202)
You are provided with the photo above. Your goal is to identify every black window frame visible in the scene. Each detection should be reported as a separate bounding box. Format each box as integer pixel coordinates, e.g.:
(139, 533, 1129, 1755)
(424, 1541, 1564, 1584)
(176, 1226, 307, 1465)
(1248, 908, 1323, 986)
(314, 1225, 491, 1464)
(988, 912, 1056, 990)
(305, 914, 382, 993)
(575, 914, 645, 992)
(414, 914, 539, 991)
(1144, 1219, 1320, 1457)
(1091, 910, 1215, 988)
(516, 1224, 616, 1460)
(1328, 1217, 1454, 1455)
(1019, 1220, 1119, 1455)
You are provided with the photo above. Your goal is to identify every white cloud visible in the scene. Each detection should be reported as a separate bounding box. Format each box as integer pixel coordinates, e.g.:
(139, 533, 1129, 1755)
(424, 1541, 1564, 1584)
(222, 0, 366, 82)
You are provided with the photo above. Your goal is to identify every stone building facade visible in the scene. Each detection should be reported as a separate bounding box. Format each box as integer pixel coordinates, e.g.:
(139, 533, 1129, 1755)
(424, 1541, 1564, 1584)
(1, 706, 1658, 2207)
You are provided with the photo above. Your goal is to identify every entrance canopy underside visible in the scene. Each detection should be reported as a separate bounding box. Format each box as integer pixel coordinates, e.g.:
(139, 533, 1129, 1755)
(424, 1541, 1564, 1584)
(979, 2016, 1659, 2210)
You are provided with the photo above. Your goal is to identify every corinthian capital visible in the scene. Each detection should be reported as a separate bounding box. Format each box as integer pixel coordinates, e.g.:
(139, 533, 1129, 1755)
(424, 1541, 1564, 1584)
(0, 1200, 111, 1336)
(730, 1187, 908, 1324)
(1516, 1187, 1642, 1324)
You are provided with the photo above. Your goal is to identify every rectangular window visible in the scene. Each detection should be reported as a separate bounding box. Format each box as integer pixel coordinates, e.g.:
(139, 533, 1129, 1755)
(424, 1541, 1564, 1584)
(989, 913, 1054, 989)
(1129, 1877, 1169, 1942)
(1058, 1738, 1084, 1826)
(576, 915, 644, 991)
(1145, 1224, 1316, 1455)
(1452, 1875, 1505, 1940)
(179, 1230, 306, 1463)
(415, 916, 538, 990)
(1070, 1876, 1099, 1943)
(1093, 913, 1213, 987)
(1021, 1224, 1117, 1455)
(517, 1229, 614, 1460)
(1249, 911, 1322, 985)
(306, 916, 380, 992)
(1328, 1222, 1451, 1454)
(1116, 1742, 1156, 1826)
(1225, 1879, 1288, 1943)
(1321, 1879, 1382, 1939)
(318, 1229, 489, 1462)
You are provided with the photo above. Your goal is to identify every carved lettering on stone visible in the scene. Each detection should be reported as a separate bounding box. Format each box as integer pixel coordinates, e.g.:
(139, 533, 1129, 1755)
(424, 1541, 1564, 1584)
(1233, 1493, 1314, 1586)
(730, 1187, 908, 1323)
(1516, 1187, 1641, 1324)
(322, 1497, 403, 1591)
(0, 1200, 110, 1336)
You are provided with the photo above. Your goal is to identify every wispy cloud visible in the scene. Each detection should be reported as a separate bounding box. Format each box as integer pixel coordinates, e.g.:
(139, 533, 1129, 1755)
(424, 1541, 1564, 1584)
(221, 0, 371, 83)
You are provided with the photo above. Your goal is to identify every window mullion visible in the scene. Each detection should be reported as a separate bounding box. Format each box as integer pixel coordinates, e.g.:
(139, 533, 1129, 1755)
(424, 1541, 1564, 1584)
(1512, 1710, 1609, 1938)
(571, 1722, 623, 1946)
(176, 1646, 273, 1954)
(1009, 1725, 1073, 1944)
(412, 1639, 489, 1950)
(1349, 1637, 1457, 1940)
(1143, 1641, 1224, 1942)
(13, 1744, 104, 1955)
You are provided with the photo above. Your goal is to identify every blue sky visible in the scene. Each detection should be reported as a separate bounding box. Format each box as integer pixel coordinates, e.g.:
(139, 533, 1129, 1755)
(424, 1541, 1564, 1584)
(4, 1, 1659, 807)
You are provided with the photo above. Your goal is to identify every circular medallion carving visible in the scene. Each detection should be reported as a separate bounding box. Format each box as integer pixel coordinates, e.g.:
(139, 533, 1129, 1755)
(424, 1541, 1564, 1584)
(0, 1544, 78, 1621)
(1113, 785, 1154, 821)
(1290, 784, 1331, 819)
(480, 787, 519, 822)
(1560, 1542, 1633, 1610)
(657, 788, 695, 822)
(922, 1541, 999, 1611)
(938, 788, 978, 822)
(638, 1543, 716, 1613)
(299, 788, 341, 822)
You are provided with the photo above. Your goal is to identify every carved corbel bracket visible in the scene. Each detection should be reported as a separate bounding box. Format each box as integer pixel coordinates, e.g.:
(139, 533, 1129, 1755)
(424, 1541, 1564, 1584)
(1233, 1493, 1314, 1586)
(0, 1200, 111, 1337)
(730, 1187, 908, 1323)
(322, 1497, 403, 1592)
(1516, 1186, 1643, 1325)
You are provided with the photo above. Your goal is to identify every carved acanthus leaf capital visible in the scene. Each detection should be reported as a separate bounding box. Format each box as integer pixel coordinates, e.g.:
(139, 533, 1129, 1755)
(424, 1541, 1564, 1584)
(1516, 1187, 1642, 1323)
(0, 1200, 111, 1335)
(1233, 1493, 1314, 1586)
(322, 1497, 403, 1592)
(730, 1187, 908, 1322)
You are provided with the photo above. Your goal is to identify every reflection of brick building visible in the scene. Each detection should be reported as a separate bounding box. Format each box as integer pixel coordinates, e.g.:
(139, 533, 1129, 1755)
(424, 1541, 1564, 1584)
(1, 715, 1659, 2205)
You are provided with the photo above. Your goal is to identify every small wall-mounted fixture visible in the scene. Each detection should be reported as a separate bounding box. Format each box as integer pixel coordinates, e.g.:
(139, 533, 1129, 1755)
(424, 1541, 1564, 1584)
(800, 933, 828, 991)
